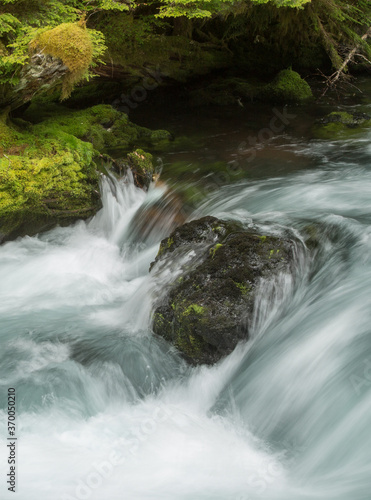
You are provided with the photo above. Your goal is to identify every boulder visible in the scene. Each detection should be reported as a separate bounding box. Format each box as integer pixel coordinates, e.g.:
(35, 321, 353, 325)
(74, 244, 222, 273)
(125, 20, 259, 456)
(257, 69, 313, 104)
(150, 216, 296, 365)
(312, 111, 371, 139)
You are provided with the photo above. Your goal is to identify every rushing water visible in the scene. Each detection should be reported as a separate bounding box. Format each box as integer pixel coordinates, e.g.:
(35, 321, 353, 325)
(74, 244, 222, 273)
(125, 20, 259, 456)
(1, 95, 371, 499)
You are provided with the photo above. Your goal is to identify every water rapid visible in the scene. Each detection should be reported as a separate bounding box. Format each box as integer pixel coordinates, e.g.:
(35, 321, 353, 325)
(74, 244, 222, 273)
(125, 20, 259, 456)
(1, 128, 371, 499)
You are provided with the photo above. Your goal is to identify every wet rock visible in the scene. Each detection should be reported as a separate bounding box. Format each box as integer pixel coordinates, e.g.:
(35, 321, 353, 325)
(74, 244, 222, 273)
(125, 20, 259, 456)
(188, 70, 312, 108)
(126, 149, 154, 189)
(312, 111, 371, 139)
(150, 216, 296, 365)
(257, 69, 313, 104)
(189, 77, 257, 107)
(318, 111, 371, 126)
(1, 52, 68, 111)
(0, 103, 173, 242)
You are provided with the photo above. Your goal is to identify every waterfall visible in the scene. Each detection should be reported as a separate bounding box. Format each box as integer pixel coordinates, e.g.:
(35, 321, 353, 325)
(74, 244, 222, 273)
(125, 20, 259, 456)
(1, 127, 371, 499)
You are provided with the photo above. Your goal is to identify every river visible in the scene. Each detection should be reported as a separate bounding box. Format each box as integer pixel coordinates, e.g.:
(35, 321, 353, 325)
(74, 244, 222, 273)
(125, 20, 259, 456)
(0, 80, 371, 499)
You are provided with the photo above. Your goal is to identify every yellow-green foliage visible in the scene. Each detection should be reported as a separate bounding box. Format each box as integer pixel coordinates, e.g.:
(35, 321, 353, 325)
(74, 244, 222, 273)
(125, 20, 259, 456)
(0, 103, 173, 237)
(0, 117, 98, 224)
(30, 22, 93, 99)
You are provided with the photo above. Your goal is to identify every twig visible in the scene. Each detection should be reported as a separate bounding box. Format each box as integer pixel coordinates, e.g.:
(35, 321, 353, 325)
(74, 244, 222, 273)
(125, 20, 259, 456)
(320, 26, 371, 98)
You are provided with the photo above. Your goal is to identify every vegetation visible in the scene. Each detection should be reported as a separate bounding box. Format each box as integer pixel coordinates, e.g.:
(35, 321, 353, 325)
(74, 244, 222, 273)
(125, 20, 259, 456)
(258, 69, 313, 103)
(30, 22, 93, 99)
(0, 0, 369, 101)
(0, 103, 171, 239)
(0, 0, 369, 241)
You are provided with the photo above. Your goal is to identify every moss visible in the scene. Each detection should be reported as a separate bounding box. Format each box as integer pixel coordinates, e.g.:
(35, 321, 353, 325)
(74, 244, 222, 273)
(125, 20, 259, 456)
(175, 330, 207, 360)
(126, 148, 154, 188)
(258, 69, 313, 104)
(233, 281, 250, 296)
(23, 103, 171, 153)
(209, 243, 223, 259)
(189, 77, 259, 107)
(30, 22, 93, 100)
(150, 130, 173, 145)
(95, 11, 231, 83)
(269, 249, 281, 259)
(326, 112, 354, 124)
(312, 112, 371, 140)
(183, 304, 205, 315)
(0, 113, 100, 241)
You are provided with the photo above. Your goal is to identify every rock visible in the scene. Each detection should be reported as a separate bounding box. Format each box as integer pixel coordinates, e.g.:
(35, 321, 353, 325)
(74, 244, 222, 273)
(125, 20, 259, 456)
(150, 216, 296, 365)
(0, 104, 171, 242)
(126, 149, 154, 190)
(187, 71, 312, 107)
(22, 103, 173, 152)
(0, 52, 68, 111)
(257, 69, 313, 104)
(318, 111, 371, 126)
(189, 77, 258, 107)
(312, 111, 371, 139)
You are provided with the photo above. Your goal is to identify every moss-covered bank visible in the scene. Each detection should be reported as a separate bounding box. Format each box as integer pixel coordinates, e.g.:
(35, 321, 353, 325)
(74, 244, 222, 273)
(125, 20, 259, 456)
(189, 69, 313, 107)
(0, 104, 171, 242)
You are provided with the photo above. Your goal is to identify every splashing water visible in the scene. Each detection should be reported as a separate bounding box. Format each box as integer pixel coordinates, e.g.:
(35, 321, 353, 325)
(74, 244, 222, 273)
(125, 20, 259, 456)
(1, 128, 371, 500)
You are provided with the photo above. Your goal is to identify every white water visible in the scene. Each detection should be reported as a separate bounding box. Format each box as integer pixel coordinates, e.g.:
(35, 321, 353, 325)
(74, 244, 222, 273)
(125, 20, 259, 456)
(1, 132, 371, 499)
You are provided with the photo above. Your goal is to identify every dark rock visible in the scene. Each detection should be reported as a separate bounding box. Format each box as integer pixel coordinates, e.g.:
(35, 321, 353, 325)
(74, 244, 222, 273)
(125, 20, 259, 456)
(256, 69, 313, 104)
(1, 52, 68, 111)
(312, 111, 371, 139)
(317, 111, 371, 127)
(150, 216, 297, 365)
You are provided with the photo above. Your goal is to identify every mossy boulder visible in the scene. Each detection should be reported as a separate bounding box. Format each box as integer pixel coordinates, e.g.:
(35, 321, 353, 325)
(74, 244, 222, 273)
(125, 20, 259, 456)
(0, 112, 100, 242)
(23, 103, 172, 152)
(189, 77, 258, 107)
(0, 103, 169, 241)
(30, 22, 93, 99)
(126, 149, 154, 189)
(257, 69, 313, 104)
(150, 216, 296, 365)
(312, 111, 371, 139)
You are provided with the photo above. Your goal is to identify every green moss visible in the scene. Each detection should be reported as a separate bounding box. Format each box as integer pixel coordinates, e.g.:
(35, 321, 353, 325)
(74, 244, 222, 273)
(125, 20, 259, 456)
(183, 304, 205, 315)
(126, 149, 154, 188)
(175, 330, 207, 359)
(190, 77, 259, 107)
(269, 249, 281, 259)
(327, 112, 354, 124)
(150, 130, 172, 145)
(0, 112, 101, 240)
(96, 12, 230, 82)
(23, 104, 171, 153)
(30, 22, 94, 100)
(312, 117, 371, 140)
(156, 236, 176, 258)
(258, 69, 312, 104)
(233, 281, 250, 295)
(209, 243, 223, 259)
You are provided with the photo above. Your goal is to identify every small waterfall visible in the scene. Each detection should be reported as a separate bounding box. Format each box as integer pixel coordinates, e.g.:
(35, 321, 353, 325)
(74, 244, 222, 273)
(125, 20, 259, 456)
(1, 125, 371, 499)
